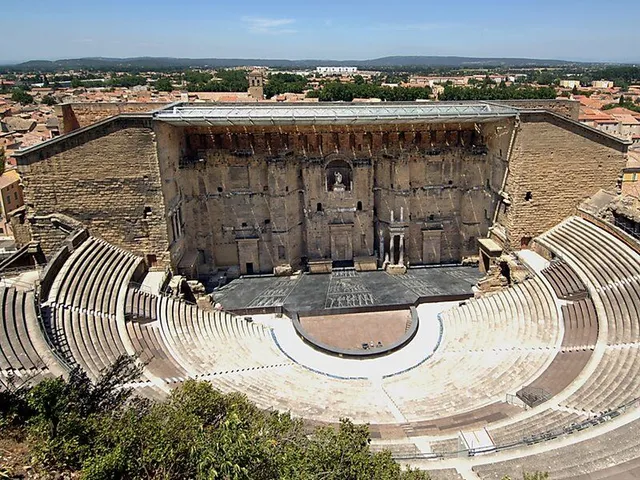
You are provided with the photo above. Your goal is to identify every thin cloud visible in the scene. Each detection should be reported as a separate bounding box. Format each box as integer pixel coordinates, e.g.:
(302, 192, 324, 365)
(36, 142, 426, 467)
(242, 16, 297, 34)
(372, 22, 459, 32)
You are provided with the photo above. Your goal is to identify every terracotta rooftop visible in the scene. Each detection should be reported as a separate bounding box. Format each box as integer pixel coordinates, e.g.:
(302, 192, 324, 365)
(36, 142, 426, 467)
(579, 107, 614, 122)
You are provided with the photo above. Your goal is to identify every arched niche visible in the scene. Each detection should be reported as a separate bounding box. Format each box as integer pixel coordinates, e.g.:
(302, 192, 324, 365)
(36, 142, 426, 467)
(325, 158, 353, 192)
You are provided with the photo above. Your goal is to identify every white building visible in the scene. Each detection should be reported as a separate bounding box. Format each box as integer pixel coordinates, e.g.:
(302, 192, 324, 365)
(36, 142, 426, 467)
(592, 80, 614, 89)
(316, 66, 358, 76)
(560, 80, 581, 89)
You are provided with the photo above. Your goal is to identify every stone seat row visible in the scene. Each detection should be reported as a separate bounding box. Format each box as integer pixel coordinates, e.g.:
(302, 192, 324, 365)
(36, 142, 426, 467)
(0, 287, 63, 386)
(561, 346, 640, 413)
(487, 408, 587, 446)
(123, 286, 555, 424)
(439, 276, 558, 352)
(525, 350, 592, 399)
(154, 294, 289, 376)
(560, 297, 598, 350)
(380, 279, 560, 423)
(125, 289, 158, 321)
(535, 217, 640, 412)
(382, 349, 553, 423)
(541, 259, 588, 300)
(43, 236, 143, 380)
(538, 216, 640, 345)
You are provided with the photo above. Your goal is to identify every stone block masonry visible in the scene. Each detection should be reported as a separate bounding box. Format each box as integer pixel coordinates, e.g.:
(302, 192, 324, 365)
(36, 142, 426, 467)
(14, 117, 170, 267)
(56, 103, 171, 134)
(496, 112, 628, 250)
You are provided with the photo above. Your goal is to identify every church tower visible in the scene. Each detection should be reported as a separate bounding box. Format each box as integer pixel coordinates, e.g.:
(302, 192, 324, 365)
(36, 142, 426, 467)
(247, 69, 264, 100)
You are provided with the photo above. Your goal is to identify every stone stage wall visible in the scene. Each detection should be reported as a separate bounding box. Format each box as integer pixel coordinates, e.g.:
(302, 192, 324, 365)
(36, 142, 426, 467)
(163, 121, 509, 274)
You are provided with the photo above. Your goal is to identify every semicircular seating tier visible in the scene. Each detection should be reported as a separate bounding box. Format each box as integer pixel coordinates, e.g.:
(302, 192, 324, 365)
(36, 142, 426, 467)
(123, 270, 562, 427)
(535, 216, 640, 413)
(0, 286, 65, 389)
(41, 237, 147, 380)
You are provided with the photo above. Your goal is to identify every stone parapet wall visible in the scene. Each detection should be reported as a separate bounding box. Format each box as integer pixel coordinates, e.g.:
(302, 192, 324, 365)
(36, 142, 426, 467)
(494, 99, 580, 120)
(56, 102, 170, 134)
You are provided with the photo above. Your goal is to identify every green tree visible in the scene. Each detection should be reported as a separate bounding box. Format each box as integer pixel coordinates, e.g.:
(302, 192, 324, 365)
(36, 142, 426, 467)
(154, 77, 173, 92)
(41, 94, 57, 106)
(11, 88, 34, 105)
(264, 73, 308, 98)
(70, 77, 83, 88)
(107, 74, 146, 88)
(571, 85, 578, 95)
(27, 355, 142, 471)
(0, 148, 5, 177)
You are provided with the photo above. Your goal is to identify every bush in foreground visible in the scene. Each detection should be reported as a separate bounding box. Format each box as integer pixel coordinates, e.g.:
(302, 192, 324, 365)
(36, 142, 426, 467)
(1, 356, 428, 479)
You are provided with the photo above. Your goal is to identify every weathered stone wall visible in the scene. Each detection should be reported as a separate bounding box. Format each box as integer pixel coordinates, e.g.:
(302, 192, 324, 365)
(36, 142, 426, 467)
(15, 117, 170, 265)
(496, 112, 628, 250)
(56, 103, 170, 134)
(496, 99, 580, 120)
(166, 122, 506, 273)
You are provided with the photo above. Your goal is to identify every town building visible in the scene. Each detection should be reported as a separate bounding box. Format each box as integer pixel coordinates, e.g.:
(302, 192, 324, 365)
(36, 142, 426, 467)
(0, 169, 24, 237)
(559, 79, 581, 89)
(592, 80, 614, 89)
(316, 66, 358, 76)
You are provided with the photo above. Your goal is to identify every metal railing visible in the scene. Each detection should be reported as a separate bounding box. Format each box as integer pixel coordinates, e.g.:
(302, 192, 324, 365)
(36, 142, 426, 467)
(392, 397, 640, 460)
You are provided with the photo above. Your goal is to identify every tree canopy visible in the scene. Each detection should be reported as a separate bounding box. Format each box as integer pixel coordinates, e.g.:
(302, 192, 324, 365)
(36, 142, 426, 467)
(0, 356, 429, 479)
(41, 94, 57, 106)
(154, 77, 174, 92)
(309, 81, 432, 102)
(184, 69, 249, 92)
(11, 88, 34, 105)
(107, 74, 147, 88)
(264, 73, 308, 98)
(439, 84, 556, 101)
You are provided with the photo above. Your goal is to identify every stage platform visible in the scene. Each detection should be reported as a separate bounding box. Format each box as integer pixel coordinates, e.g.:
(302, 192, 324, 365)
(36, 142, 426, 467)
(212, 265, 482, 314)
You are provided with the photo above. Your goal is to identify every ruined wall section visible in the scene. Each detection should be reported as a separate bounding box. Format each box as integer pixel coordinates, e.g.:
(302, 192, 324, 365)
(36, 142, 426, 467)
(373, 123, 505, 264)
(172, 121, 507, 272)
(56, 103, 170, 134)
(15, 117, 170, 265)
(496, 112, 628, 250)
(495, 99, 580, 120)
(154, 122, 187, 270)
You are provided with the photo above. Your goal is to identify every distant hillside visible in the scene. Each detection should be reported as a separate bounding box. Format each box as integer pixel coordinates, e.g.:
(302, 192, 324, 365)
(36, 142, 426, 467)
(3, 55, 599, 72)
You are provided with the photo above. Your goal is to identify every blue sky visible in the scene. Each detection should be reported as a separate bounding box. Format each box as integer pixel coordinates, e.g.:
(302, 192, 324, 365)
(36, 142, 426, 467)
(3, 0, 639, 63)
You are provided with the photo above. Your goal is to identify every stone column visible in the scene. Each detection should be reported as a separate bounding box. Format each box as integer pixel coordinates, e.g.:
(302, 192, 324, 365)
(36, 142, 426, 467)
(399, 234, 405, 266)
(390, 235, 396, 264)
(379, 229, 385, 261)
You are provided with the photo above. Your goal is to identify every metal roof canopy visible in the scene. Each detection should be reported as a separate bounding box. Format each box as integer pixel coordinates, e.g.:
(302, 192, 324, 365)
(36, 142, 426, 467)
(153, 102, 518, 126)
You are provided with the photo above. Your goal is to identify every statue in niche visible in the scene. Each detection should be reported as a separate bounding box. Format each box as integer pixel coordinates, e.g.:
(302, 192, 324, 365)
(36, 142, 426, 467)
(333, 171, 345, 192)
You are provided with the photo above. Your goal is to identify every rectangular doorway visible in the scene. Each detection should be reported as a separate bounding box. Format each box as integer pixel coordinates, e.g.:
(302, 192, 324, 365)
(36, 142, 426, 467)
(246, 262, 254, 275)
